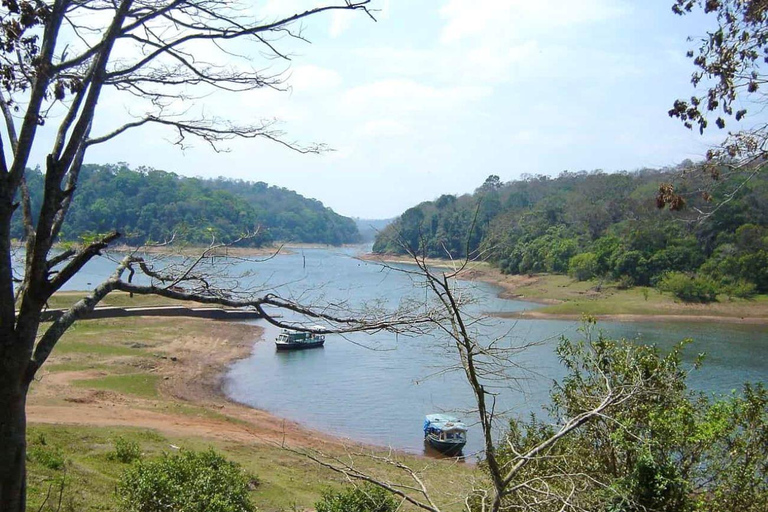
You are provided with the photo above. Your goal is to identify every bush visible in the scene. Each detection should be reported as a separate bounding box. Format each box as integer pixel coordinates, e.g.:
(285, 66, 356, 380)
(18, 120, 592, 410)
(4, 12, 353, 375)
(315, 484, 398, 512)
(28, 445, 65, 471)
(490, 328, 768, 512)
(568, 252, 598, 281)
(657, 272, 719, 303)
(116, 449, 256, 512)
(722, 279, 758, 300)
(108, 436, 142, 463)
(616, 275, 634, 290)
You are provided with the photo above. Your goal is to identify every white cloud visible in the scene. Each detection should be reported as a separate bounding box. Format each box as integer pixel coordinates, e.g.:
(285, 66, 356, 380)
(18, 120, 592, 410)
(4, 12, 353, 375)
(439, 0, 628, 43)
(361, 119, 413, 137)
(329, 10, 353, 37)
(344, 79, 491, 114)
(288, 65, 343, 92)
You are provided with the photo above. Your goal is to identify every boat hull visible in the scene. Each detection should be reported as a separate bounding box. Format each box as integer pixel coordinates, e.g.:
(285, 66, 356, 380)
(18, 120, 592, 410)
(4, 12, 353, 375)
(425, 435, 466, 455)
(275, 340, 325, 350)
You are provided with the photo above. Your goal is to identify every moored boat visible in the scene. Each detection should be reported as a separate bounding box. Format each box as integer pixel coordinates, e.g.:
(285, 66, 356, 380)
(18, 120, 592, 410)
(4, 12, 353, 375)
(275, 327, 326, 350)
(423, 414, 467, 455)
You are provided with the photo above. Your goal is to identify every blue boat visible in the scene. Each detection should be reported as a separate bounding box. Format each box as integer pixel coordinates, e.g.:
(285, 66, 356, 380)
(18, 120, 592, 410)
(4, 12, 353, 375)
(423, 414, 467, 455)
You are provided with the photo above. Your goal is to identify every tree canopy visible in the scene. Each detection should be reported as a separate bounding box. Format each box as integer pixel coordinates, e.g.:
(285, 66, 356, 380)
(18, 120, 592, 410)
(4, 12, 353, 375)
(11, 163, 360, 246)
(374, 166, 768, 296)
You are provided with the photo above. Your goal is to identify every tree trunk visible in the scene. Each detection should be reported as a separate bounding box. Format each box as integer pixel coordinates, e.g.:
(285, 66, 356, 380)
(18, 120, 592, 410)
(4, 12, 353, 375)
(0, 361, 29, 512)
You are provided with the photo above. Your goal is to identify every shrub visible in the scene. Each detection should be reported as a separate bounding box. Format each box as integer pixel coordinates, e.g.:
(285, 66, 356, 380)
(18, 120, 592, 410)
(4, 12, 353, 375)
(116, 449, 255, 512)
(568, 252, 598, 281)
(722, 279, 758, 300)
(315, 484, 398, 512)
(490, 329, 768, 512)
(616, 275, 634, 290)
(108, 436, 142, 463)
(28, 445, 65, 471)
(657, 272, 719, 303)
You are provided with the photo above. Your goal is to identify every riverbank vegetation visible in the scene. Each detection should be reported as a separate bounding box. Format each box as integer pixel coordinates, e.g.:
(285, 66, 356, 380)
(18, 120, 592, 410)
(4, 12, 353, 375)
(13, 163, 360, 247)
(373, 167, 768, 305)
(492, 326, 768, 512)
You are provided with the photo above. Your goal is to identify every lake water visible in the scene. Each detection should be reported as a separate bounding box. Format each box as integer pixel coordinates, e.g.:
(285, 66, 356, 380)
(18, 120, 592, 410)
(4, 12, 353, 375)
(45, 246, 768, 456)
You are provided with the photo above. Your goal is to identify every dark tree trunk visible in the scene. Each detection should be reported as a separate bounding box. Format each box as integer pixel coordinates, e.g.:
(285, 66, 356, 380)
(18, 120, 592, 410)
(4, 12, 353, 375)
(0, 358, 28, 512)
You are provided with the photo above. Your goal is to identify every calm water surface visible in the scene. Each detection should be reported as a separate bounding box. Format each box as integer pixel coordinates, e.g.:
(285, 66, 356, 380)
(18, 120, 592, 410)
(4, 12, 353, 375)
(40, 246, 768, 456)
(218, 247, 768, 456)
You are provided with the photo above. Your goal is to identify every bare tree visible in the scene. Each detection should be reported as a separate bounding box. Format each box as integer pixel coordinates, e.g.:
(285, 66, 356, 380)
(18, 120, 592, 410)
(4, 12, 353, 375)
(295, 245, 650, 512)
(0, 1, 400, 510)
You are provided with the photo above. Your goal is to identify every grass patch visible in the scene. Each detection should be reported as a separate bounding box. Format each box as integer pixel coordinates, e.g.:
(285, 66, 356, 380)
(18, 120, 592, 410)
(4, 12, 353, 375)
(47, 291, 193, 310)
(46, 361, 112, 373)
(26, 424, 476, 512)
(72, 373, 160, 399)
(53, 341, 143, 357)
(162, 403, 253, 427)
(503, 274, 768, 318)
(26, 425, 171, 512)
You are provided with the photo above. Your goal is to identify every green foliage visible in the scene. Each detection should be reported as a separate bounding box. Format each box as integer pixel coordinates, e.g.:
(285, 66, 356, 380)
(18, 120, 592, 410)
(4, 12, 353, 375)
(12, 164, 359, 246)
(28, 445, 66, 471)
(721, 279, 758, 300)
(108, 436, 142, 464)
(568, 252, 598, 281)
(657, 272, 719, 303)
(315, 484, 398, 512)
(116, 448, 256, 512)
(490, 327, 768, 512)
(374, 169, 768, 293)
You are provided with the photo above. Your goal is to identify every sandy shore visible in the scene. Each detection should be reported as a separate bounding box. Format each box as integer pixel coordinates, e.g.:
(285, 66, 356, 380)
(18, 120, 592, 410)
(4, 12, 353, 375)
(28, 318, 353, 451)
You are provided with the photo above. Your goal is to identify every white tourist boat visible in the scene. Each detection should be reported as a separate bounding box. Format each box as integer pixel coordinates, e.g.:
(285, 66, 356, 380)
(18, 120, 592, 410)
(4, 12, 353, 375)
(275, 327, 326, 350)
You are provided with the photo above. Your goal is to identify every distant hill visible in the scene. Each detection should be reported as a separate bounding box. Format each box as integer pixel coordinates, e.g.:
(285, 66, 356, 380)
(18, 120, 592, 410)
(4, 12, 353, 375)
(374, 167, 768, 295)
(12, 164, 360, 246)
(354, 217, 395, 243)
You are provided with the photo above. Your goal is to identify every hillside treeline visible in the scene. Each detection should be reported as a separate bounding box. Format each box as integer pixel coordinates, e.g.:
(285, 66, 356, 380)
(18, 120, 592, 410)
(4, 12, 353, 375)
(13, 164, 359, 246)
(373, 167, 768, 300)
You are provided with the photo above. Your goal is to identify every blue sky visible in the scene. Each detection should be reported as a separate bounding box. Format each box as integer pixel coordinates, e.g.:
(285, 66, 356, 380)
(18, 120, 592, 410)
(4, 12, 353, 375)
(66, 0, 754, 219)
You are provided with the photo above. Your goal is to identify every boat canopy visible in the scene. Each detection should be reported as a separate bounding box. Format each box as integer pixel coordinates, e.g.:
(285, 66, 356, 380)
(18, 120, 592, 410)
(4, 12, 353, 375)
(424, 414, 467, 433)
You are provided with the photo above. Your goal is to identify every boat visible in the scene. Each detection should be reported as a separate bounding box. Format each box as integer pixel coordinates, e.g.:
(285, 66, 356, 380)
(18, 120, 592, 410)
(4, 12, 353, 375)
(275, 326, 326, 350)
(423, 414, 467, 455)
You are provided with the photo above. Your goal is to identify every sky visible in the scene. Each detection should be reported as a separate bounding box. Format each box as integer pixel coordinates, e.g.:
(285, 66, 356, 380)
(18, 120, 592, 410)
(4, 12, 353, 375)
(28, 0, 753, 219)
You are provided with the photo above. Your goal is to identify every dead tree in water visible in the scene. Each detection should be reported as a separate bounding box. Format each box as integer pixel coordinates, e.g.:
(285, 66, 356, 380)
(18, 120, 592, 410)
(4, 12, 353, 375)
(296, 245, 650, 512)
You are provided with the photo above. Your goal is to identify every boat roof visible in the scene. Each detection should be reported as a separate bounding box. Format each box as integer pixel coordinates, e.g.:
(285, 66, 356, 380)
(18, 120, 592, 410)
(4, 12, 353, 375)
(280, 325, 325, 333)
(425, 414, 467, 430)
(280, 325, 327, 334)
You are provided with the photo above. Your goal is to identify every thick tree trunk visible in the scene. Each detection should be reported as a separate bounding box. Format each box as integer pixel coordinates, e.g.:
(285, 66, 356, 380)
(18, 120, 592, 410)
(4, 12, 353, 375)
(0, 356, 29, 512)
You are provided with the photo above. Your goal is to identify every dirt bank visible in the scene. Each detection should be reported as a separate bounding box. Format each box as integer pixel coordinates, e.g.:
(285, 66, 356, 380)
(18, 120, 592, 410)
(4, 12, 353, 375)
(27, 318, 352, 451)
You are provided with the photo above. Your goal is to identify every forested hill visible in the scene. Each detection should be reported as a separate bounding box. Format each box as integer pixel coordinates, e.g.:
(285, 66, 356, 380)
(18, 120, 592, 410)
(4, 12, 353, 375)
(373, 167, 768, 299)
(12, 164, 360, 246)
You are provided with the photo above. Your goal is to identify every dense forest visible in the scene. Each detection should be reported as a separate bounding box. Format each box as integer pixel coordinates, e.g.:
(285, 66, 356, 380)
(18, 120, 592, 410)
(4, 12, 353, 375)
(373, 166, 768, 301)
(12, 164, 360, 246)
